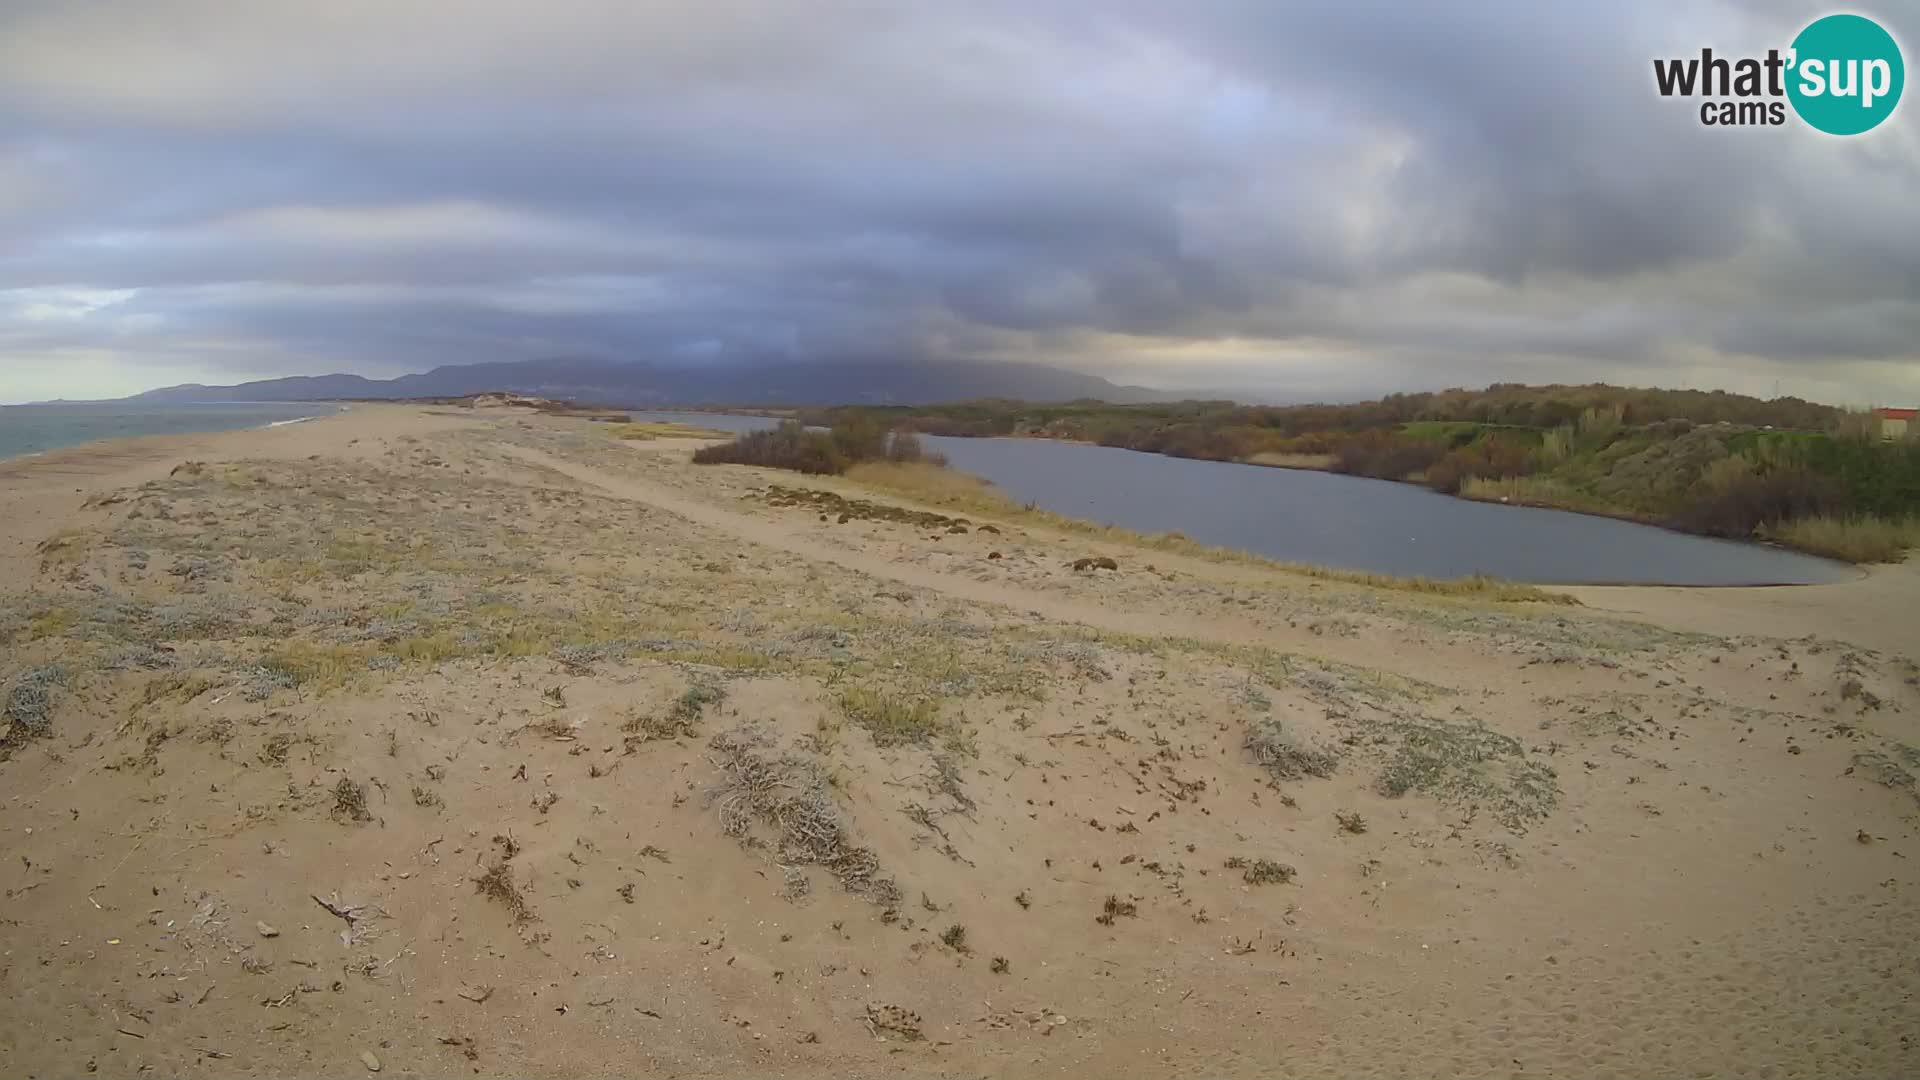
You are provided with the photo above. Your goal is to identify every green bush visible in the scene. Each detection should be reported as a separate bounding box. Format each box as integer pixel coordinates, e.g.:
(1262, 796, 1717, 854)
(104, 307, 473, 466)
(828, 413, 887, 463)
(695, 420, 952, 476)
(1729, 431, 1920, 518)
(692, 422, 845, 474)
(1669, 457, 1842, 538)
(884, 431, 945, 465)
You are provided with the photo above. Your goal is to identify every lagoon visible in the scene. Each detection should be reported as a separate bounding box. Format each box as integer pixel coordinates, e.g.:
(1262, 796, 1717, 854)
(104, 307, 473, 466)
(634, 413, 1854, 586)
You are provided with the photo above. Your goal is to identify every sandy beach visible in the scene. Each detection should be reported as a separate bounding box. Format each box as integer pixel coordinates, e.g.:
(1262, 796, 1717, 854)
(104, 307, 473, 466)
(2, 403, 1915, 1078)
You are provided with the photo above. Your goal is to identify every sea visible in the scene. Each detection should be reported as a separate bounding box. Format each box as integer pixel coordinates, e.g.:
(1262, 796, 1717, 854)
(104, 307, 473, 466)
(0, 402, 341, 460)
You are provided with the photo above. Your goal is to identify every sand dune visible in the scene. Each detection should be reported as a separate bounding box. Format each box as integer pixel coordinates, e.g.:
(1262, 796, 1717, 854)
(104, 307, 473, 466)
(1, 406, 1915, 1078)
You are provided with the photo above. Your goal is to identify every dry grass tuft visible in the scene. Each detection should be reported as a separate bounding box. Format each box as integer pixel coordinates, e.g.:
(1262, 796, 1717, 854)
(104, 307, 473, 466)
(1245, 718, 1339, 780)
(34, 529, 94, 564)
(623, 685, 724, 746)
(331, 777, 371, 823)
(709, 729, 900, 903)
(1226, 856, 1296, 885)
(134, 672, 216, 709)
(621, 712, 682, 744)
(940, 923, 970, 953)
(1095, 894, 1138, 925)
(838, 688, 942, 747)
(864, 1004, 924, 1041)
(475, 862, 533, 922)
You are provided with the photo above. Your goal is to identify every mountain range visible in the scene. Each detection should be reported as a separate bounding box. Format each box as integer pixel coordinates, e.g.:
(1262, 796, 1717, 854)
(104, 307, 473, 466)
(124, 358, 1163, 407)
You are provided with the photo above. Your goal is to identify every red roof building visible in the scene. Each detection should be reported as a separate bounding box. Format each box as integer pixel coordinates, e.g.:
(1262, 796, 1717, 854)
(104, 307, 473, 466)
(1877, 407, 1915, 438)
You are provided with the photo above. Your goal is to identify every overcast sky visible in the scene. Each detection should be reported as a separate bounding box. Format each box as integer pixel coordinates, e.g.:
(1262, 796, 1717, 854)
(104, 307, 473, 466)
(2, 0, 1916, 405)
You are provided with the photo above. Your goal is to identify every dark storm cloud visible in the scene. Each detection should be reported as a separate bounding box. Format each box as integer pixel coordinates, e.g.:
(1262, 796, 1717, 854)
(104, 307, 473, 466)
(0, 0, 1915, 403)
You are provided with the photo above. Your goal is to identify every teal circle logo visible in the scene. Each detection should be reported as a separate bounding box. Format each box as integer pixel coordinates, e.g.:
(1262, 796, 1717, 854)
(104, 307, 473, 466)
(1787, 14, 1904, 135)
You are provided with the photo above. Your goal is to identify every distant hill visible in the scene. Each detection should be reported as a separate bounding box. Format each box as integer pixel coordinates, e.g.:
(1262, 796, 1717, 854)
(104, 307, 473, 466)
(125, 358, 1162, 407)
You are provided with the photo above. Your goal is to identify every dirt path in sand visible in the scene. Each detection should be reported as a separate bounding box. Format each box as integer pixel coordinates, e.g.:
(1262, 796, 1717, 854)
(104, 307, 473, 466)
(502, 441, 1920, 687)
(1562, 563, 1920, 658)
(515, 441, 1920, 665)
(498, 445, 1534, 681)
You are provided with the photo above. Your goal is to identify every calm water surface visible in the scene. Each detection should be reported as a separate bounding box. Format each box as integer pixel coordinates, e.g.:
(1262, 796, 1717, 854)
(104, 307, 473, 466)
(925, 437, 1853, 586)
(0, 402, 339, 459)
(648, 412, 1854, 586)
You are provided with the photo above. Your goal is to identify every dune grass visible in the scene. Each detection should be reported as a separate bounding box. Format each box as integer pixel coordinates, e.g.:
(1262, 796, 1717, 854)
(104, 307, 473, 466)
(604, 421, 731, 441)
(837, 687, 946, 746)
(1760, 514, 1919, 564)
(1245, 451, 1337, 470)
(1457, 474, 1620, 517)
(843, 462, 1008, 512)
(841, 462, 1574, 604)
(257, 641, 378, 691)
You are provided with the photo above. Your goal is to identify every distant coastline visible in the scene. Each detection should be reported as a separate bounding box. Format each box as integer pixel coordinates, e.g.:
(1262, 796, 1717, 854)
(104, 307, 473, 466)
(0, 401, 342, 460)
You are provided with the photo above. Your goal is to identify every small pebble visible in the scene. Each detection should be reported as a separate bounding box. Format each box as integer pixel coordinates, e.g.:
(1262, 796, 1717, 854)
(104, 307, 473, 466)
(257, 922, 280, 938)
(360, 1050, 382, 1072)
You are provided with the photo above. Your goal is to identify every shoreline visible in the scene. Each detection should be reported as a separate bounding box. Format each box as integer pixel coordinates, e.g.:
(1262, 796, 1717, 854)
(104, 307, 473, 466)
(0, 400, 347, 462)
(263, 413, 328, 428)
(871, 460, 1867, 591)
(888, 433, 1865, 585)
(894, 428, 1901, 568)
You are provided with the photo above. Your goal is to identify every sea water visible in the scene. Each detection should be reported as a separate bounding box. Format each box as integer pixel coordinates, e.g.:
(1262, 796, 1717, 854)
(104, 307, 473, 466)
(0, 402, 338, 460)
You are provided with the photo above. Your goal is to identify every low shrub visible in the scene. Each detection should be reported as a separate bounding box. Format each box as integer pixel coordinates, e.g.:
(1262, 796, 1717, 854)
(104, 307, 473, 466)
(692, 422, 846, 474)
(1245, 718, 1339, 780)
(884, 431, 946, 466)
(694, 420, 950, 476)
(829, 413, 887, 463)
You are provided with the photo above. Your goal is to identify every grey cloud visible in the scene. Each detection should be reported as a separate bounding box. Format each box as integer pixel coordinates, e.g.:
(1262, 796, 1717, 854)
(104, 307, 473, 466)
(0, 0, 1916, 403)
